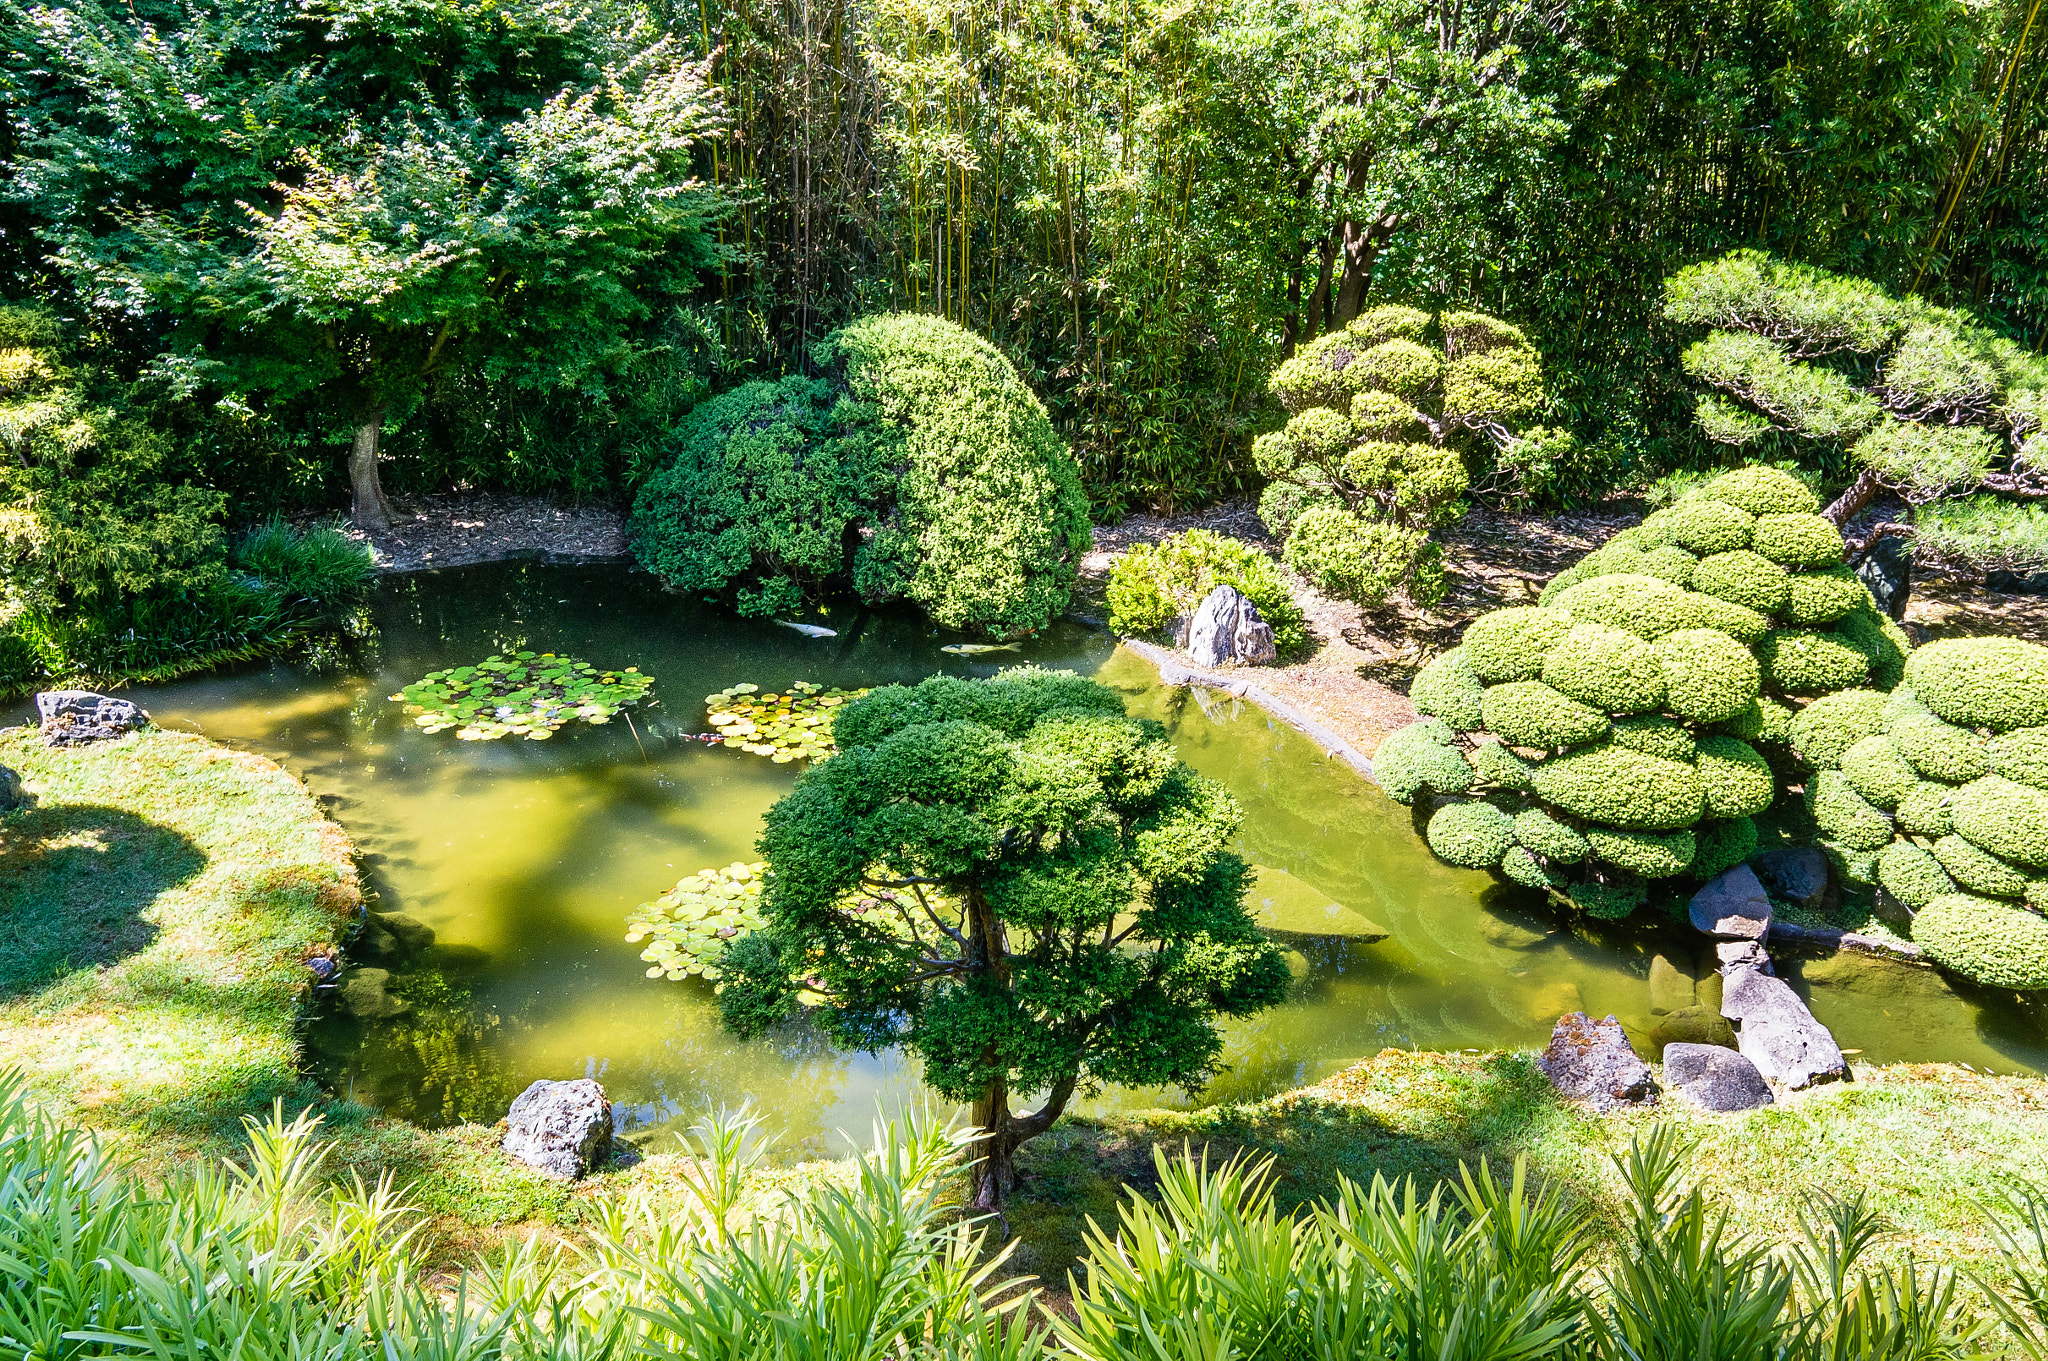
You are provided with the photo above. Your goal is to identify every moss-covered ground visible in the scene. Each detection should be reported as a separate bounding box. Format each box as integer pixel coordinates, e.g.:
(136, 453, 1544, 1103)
(4, 724, 2044, 1282)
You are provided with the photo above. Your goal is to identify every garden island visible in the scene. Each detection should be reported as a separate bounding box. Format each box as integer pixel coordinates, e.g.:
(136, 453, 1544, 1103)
(3, 0, 2048, 1354)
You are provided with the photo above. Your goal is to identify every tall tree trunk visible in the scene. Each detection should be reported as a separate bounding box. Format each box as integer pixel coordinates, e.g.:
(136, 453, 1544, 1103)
(349, 404, 394, 535)
(969, 1072, 1016, 1213)
(1822, 467, 1880, 527)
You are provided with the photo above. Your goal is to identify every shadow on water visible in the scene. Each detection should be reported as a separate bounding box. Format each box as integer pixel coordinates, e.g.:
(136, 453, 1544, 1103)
(89, 560, 2048, 1154)
(0, 803, 206, 1000)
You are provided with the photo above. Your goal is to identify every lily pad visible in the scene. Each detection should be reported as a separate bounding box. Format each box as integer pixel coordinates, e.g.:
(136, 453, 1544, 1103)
(626, 861, 768, 982)
(391, 653, 655, 741)
(704, 680, 870, 763)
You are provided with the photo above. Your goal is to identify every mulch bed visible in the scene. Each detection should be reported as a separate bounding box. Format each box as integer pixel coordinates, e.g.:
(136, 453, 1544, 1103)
(338, 494, 630, 573)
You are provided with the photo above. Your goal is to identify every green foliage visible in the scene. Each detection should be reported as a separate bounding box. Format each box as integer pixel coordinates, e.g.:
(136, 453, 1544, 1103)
(1468, 741, 1538, 790)
(1542, 622, 1669, 714)
(1534, 744, 1703, 831)
(1692, 816, 1759, 879)
(632, 378, 901, 618)
(1688, 465, 1822, 517)
(1666, 252, 2048, 567)
(1951, 775, 2048, 870)
(1691, 550, 1788, 614)
(1652, 629, 1762, 723)
(628, 861, 768, 981)
(391, 654, 653, 741)
(1839, 735, 1919, 810)
(637, 315, 1090, 636)
(1906, 638, 2048, 732)
(1897, 781, 1960, 838)
(1610, 714, 1699, 762)
(1891, 712, 1991, 783)
(1480, 682, 1612, 750)
(821, 314, 1092, 635)
(1462, 607, 1576, 683)
(1426, 800, 1516, 869)
(1809, 771, 1895, 852)
(1932, 835, 2031, 899)
(1647, 497, 1757, 555)
(1107, 530, 1309, 657)
(1790, 689, 1892, 768)
(1759, 629, 1871, 695)
(1408, 649, 1486, 730)
(1257, 305, 1549, 611)
(1911, 894, 2048, 990)
(718, 669, 1287, 1203)
(1781, 566, 1871, 626)
(1877, 840, 1958, 909)
(1695, 736, 1775, 819)
(1915, 496, 2048, 574)
(705, 682, 871, 763)
(1516, 808, 1591, 862)
(1370, 719, 1475, 803)
(1992, 728, 2048, 790)
(1586, 826, 1696, 877)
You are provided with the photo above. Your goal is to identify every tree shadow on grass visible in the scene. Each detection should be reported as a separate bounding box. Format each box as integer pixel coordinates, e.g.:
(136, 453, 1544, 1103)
(0, 803, 206, 999)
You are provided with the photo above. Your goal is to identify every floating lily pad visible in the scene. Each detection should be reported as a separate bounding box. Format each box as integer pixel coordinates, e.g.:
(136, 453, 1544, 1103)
(391, 653, 654, 741)
(626, 861, 767, 982)
(704, 680, 869, 763)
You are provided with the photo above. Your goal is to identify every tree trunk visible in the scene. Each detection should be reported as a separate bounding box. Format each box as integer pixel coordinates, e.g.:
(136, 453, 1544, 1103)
(1821, 468, 1880, 527)
(349, 404, 394, 535)
(968, 1074, 1017, 1214)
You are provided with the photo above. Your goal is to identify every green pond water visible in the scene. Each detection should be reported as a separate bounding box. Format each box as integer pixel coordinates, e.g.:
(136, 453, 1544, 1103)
(84, 562, 2048, 1155)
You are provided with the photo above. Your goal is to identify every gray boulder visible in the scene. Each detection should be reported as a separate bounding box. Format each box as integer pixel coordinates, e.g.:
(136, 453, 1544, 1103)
(503, 1079, 614, 1180)
(36, 691, 149, 747)
(1856, 531, 1911, 621)
(0, 764, 24, 813)
(1663, 1042, 1774, 1111)
(1753, 847, 1829, 910)
(1536, 1012, 1658, 1112)
(1716, 939, 1771, 973)
(1185, 586, 1278, 668)
(1690, 865, 1771, 940)
(1720, 966, 1849, 1090)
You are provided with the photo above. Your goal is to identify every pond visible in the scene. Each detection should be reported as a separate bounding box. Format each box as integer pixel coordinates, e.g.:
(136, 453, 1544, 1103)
(66, 562, 2048, 1155)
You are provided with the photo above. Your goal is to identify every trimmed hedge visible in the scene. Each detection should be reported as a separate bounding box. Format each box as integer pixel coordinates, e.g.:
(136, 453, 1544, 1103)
(1462, 607, 1575, 682)
(1912, 893, 2048, 990)
(1839, 735, 1917, 810)
(1752, 512, 1846, 566)
(1652, 628, 1761, 722)
(1542, 622, 1668, 714)
(1534, 744, 1703, 830)
(1692, 465, 1820, 516)
(1375, 719, 1474, 803)
(1696, 735, 1774, 818)
(1427, 801, 1515, 868)
(1951, 775, 2048, 869)
(1409, 648, 1485, 731)
(1481, 681, 1612, 749)
(1993, 727, 2048, 790)
(1904, 637, 2048, 731)
(1876, 841, 1957, 909)
(1586, 826, 1697, 877)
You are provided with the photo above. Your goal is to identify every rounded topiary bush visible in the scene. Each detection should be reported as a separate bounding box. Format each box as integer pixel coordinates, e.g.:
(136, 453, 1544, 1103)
(1382, 465, 1905, 921)
(1911, 893, 2048, 990)
(633, 313, 1089, 636)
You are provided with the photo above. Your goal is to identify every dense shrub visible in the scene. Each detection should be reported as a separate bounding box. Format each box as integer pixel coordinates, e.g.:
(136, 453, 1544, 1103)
(1254, 305, 1559, 611)
(1107, 530, 1309, 656)
(1912, 893, 2048, 990)
(1392, 466, 1894, 920)
(633, 314, 1090, 636)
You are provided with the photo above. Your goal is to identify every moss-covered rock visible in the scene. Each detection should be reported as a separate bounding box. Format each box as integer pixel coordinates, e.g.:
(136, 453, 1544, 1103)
(1912, 893, 2048, 990)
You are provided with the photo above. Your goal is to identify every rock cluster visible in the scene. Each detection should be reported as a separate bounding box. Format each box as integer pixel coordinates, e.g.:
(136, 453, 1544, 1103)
(1663, 1041, 1774, 1111)
(1689, 865, 1849, 1093)
(36, 690, 149, 746)
(502, 1078, 614, 1180)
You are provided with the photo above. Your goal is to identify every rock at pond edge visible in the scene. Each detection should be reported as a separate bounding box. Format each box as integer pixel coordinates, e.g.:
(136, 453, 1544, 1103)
(1719, 965, 1849, 1090)
(503, 1078, 614, 1181)
(1663, 1042, 1773, 1111)
(339, 967, 409, 1019)
(1690, 865, 1772, 940)
(1536, 1012, 1658, 1112)
(35, 690, 150, 747)
(1187, 585, 1278, 668)
(1752, 846, 1829, 911)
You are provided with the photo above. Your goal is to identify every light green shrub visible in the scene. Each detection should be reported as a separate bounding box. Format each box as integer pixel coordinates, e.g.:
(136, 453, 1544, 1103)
(1461, 606, 1576, 682)
(1781, 566, 1867, 625)
(1751, 512, 1845, 567)
(1951, 775, 2048, 869)
(1374, 719, 1474, 803)
(1905, 637, 2048, 732)
(1692, 465, 1821, 517)
(1809, 770, 1893, 851)
(1690, 550, 1787, 614)
(1638, 545, 1700, 585)
(1408, 648, 1485, 730)
(1835, 607, 1912, 690)
(1789, 688, 1890, 768)
(1759, 628, 1870, 694)
(1468, 741, 1537, 789)
(1427, 800, 1515, 869)
(1500, 845, 1561, 888)
(1480, 681, 1611, 749)
(1890, 714, 1991, 784)
(1542, 622, 1668, 714)
(1574, 878, 1648, 919)
(1283, 506, 1439, 611)
(1696, 735, 1774, 818)
(1652, 627, 1761, 722)
(1823, 839, 1882, 887)
(1720, 696, 1795, 744)
(1992, 727, 2048, 790)
(1650, 497, 1756, 555)
(1933, 834, 2030, 899)
(1693, 816, 1759, 879)
(1534, 744, 1703, 830)
(1877, 841, 1957, 909)
(1610, 714, 1698, 762)
(1587, 826, 1696, 877)
(1911, 893, 2048, 990)
(1548, 574, 1702, 640)
(1515, 807, 1590, 862)
(1839, 735, 1917, 810)
(1107, 529, 1309, 656)
(1897, 781, 1958, 838)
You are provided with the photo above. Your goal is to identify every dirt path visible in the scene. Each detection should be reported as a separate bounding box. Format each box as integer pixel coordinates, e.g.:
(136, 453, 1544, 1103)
(337, 494, 629, 573)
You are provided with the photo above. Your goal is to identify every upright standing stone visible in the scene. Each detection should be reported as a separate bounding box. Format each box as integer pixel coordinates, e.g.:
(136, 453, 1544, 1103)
(1184, 585, 1278, 667)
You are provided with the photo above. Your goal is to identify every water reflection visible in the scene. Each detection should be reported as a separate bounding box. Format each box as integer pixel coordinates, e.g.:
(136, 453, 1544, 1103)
(27, 561, 2036, 1154)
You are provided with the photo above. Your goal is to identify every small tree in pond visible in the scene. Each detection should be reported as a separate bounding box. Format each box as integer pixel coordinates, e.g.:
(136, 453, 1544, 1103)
(717, 669, 1290, 1210)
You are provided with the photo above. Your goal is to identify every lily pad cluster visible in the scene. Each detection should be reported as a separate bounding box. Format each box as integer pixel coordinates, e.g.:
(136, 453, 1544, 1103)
(392, 653, 654, 740)
(627, 861, 768, 981)
(705, 681, 870, 762)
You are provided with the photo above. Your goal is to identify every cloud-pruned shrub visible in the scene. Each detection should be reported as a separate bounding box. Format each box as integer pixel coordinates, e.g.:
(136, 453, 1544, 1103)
(1384, 466, 1894, 920)
(634, 313, 1090, 636)
(1252, 305, 1563, 611)
(1800, 634, 2048, 990)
